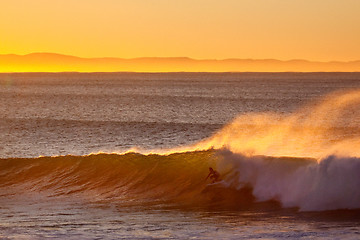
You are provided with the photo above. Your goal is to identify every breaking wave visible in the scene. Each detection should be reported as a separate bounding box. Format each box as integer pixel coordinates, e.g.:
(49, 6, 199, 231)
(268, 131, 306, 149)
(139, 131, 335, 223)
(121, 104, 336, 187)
(1, 150, 360, 211)
(1, 90, 360, 211)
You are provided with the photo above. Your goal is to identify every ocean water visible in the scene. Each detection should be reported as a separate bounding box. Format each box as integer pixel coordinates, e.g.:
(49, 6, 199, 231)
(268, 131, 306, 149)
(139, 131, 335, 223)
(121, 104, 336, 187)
(1, 72, 360, 239)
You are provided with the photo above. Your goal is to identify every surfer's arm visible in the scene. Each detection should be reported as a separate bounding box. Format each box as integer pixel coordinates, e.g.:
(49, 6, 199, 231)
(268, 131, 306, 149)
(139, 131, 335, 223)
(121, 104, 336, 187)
(205, 173, 211, 180)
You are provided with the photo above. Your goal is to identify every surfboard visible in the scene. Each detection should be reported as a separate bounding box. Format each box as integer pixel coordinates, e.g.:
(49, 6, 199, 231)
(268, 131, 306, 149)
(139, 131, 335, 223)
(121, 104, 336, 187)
(201, 180, 227, 193)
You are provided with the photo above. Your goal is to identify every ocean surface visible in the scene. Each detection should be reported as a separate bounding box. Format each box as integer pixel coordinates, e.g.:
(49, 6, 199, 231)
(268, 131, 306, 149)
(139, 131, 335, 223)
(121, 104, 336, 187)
(1, 72, 360, 239)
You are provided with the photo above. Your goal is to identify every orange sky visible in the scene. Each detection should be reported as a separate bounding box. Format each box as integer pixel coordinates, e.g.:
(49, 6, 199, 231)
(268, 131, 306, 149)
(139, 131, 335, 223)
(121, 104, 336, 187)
(1, 0, 360, 61)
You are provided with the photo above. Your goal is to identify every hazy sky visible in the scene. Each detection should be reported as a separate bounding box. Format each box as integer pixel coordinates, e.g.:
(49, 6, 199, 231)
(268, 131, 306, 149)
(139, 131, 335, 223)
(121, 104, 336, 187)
(1, 0, 360, 61)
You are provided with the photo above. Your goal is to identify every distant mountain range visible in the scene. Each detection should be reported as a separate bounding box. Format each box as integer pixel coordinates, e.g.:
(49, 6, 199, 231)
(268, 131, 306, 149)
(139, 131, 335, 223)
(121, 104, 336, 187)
(1, 53, 360, 72)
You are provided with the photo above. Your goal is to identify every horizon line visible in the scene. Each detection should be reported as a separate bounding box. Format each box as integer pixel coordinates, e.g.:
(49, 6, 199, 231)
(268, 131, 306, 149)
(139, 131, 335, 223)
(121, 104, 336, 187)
(2, 52, 360, 63)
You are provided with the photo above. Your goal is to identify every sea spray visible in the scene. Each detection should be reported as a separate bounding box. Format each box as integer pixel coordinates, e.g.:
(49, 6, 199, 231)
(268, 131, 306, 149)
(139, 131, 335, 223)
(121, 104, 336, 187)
(193, 90, 360, 158)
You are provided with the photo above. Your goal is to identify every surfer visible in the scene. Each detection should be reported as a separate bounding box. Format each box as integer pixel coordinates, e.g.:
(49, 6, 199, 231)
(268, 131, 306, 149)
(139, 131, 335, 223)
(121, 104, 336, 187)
(205, 167, 220, 183)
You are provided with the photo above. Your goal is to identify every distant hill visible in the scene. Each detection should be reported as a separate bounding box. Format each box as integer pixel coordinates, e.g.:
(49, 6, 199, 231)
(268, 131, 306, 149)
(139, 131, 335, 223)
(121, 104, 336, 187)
(1, 53, 360, 72)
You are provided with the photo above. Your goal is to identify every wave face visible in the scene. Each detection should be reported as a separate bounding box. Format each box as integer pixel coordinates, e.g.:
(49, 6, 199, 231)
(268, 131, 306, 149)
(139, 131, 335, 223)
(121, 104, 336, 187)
(0, 151, 220, 206)
(0, 151, 256, 209)
(1, 150, 360, 211)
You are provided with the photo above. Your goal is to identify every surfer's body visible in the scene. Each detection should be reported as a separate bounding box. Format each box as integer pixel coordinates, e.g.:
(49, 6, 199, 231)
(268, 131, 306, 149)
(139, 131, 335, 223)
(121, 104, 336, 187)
(206, 167, 220, 183)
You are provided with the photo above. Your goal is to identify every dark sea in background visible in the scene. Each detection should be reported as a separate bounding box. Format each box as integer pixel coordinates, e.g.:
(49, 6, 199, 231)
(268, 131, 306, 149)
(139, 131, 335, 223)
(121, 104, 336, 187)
(1, 72, 360, 239)
(2, 72, 360, 158)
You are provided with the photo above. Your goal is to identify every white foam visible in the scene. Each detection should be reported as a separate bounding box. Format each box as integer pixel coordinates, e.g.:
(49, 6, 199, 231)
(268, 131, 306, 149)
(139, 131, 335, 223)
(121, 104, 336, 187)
(218, 150, 360, 211)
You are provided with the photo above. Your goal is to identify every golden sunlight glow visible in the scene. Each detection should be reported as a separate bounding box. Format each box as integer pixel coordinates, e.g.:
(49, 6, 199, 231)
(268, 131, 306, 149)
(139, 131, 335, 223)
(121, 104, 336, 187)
(191, 90, 360, 159)
(1, 0, 360, 67)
